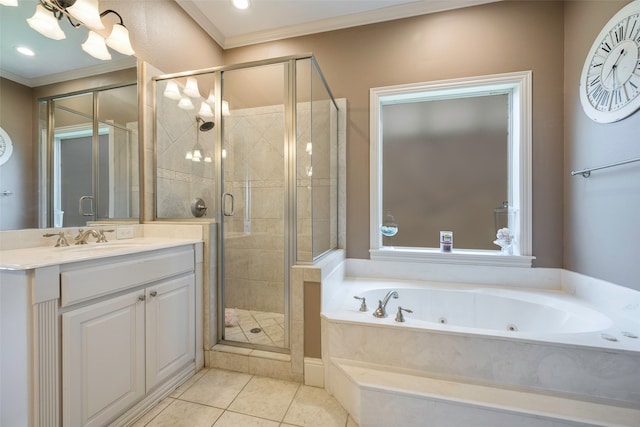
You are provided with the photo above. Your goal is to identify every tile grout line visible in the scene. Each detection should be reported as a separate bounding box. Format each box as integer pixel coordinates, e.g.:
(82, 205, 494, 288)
(280, 382, 303, 426)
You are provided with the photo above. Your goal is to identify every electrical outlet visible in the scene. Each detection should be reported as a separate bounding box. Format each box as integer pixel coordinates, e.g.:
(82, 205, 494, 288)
(116, 226, 134, 239)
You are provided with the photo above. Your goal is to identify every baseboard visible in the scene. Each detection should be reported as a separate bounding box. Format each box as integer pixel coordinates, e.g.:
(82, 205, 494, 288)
(304, 357, 324, 387)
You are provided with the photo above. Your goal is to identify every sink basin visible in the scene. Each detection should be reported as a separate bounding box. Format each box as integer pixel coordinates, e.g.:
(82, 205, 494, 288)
(61, 242, 147, 252)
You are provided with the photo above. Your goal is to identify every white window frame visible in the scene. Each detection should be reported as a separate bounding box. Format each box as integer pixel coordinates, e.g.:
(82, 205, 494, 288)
(369, 71, 534, 267)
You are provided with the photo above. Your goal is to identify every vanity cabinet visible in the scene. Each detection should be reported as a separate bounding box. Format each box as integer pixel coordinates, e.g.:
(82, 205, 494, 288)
(63, 275, 195, 427)
(59, 246, 198, 427)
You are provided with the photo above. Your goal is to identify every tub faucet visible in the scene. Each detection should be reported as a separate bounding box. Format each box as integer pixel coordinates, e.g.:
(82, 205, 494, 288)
(373, 290, 398, 318)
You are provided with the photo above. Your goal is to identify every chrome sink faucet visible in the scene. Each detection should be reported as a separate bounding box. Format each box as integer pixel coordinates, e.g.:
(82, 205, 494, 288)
(373, 290, 398, 318)
(74, 228, 99, 245)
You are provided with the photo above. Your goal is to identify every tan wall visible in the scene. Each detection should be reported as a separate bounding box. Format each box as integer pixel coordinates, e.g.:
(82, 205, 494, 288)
(0, 78, 36, 230)
(223, 1, 565, 267)
(101, 0, 224, 75)
(563, 1, 640, 291)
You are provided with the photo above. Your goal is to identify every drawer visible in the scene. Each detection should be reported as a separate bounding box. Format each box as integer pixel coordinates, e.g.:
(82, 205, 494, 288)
(61, 246, 194, 307)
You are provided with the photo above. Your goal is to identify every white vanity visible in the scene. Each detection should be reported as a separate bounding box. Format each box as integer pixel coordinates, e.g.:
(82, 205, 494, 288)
(0, 225, 205, 427)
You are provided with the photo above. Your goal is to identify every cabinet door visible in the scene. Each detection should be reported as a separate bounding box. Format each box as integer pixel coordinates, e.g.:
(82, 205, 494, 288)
(146, 274, 195, 390)
(63, 290, 145, 427)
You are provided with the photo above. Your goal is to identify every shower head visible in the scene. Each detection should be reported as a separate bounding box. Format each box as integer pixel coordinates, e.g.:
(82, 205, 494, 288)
(196, 116, 214, 132)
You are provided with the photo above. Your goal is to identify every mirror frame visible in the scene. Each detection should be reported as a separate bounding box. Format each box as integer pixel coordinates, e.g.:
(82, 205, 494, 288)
(369, 71, 534, 267)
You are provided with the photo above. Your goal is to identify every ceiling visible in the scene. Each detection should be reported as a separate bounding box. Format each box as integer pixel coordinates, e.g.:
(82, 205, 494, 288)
(0, 0, 497, 87)
(176, 0, 500, 49)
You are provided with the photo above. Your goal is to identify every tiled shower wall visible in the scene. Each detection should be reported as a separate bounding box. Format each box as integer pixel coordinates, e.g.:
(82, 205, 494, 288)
(155, 79, 216, 219)
(155, 90, 338, 314)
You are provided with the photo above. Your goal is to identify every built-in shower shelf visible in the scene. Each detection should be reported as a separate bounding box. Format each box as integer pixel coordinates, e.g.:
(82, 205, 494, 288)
(330, 358, 640, 427)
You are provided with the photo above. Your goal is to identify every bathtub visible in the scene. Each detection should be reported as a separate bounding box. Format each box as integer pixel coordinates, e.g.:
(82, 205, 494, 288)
(321, 275, 640, 425)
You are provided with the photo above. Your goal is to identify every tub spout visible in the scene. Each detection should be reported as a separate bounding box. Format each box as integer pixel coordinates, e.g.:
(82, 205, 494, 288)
(373, 290, 398, 318)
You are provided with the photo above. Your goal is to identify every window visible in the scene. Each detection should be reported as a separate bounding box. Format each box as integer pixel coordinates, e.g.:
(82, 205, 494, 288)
(369, 71, 533, 267)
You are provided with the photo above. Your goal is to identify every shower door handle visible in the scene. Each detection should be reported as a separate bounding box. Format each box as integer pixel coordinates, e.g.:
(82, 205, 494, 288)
(79, 195, 95, 217)
(222, 192, 235, 216)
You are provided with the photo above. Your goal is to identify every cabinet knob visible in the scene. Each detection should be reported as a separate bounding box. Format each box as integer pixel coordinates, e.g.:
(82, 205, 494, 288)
(149, 290, 158, 297)
(138, 295, 146, 301)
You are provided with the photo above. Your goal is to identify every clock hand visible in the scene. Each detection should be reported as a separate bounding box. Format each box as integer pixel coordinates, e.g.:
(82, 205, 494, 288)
(604, 49, 627, 84)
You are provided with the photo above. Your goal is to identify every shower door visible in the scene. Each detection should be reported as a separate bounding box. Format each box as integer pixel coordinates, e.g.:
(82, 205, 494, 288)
(219, 62, 289, 350)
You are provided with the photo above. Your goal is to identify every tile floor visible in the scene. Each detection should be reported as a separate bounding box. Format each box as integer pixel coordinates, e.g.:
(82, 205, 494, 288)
(129, 368, 359, 427)
(224, 308, 286, 348)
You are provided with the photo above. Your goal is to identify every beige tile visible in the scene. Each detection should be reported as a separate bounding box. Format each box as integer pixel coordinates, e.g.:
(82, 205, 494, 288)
(347, 415, 359, 427)
(128, 397, 174, 426)
(170, 368, 208, 398)
(228, 376, 300, 422)
(145, 399, 223, 427)
(212, 411, 279, 427)
(283, 385, 348, 427)
(179, 368, 252, 409)
(210, 349, 250, 373)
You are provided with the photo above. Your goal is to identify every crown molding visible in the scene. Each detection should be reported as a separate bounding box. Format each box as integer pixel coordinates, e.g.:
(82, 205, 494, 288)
(1, 57, 137, 88)
(177, 0, 501, 50)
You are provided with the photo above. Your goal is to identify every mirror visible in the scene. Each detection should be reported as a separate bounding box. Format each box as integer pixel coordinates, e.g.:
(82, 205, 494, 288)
(0, 1, 138, 230)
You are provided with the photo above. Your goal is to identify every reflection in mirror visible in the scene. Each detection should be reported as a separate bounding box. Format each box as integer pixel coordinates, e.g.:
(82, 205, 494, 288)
(370, 72, 533, 263)
(40, 83, 138, 228)
(0, 1, 137, 231)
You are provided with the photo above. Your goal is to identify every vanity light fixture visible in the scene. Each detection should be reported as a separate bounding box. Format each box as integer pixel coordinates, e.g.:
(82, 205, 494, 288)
(206, 89, 215, 105)
(178, 95, 195, 110)
(163, 80, 182, 100)
(18, 0, 135, 60)
(183, 77, 201, 98)
(231, 0, 250, 10)
(222, 100, 231, 116)
(27, 4, 66, 40)
(81, 30, 110, 60)
(198, 101, 214, 118)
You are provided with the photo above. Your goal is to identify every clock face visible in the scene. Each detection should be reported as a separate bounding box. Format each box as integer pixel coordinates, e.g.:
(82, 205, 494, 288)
(0, 127, 13, 166)
(580, 1, 640, 123)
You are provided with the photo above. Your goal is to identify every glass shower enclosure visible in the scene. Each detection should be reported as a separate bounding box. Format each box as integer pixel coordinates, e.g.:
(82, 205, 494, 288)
(154, 55, 339, 353)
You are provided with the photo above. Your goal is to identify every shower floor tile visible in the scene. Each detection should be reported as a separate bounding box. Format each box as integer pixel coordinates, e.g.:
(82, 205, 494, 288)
(225, 308, 286, 348)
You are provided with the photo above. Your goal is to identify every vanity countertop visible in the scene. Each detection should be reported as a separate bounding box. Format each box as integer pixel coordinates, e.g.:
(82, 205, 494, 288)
(0, 237, 202, 271)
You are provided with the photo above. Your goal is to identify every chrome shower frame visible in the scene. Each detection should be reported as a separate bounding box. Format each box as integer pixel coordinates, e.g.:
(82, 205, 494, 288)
(153, 54, 338, 354)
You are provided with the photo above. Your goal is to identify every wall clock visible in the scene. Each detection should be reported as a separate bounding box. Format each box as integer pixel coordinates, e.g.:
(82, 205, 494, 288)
(580, 0, 640, 123)
(0, 127, 14, 166)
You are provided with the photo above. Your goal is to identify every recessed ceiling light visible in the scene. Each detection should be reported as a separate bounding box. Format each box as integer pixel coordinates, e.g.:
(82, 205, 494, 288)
(232, 0, 250, 10)
(16, 46, 35, 56)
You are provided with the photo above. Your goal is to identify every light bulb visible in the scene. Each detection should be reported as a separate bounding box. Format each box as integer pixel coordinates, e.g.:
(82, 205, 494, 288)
(81, 31, 111, 60)
(27, 4, 66, 40)
(183, 77, 200, 98)
(206, 89, 215, 105)
(204, 156, 212, 163)
(198, 101, 214, 118)
(163, 81, 181, 100)
(178, 96, 194, 110)
(185, 151, 193, 160)
(105, 24, 135, 55)
(67, 0, 105, 30)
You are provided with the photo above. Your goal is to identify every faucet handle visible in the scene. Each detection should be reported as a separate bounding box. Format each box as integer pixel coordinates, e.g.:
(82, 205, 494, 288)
(395, 306, 413, 323)
(96, 229, 115, 243)
(353, 296, 368, 312)
(43, 231, 70, 247)
(373, 300, 386, 318)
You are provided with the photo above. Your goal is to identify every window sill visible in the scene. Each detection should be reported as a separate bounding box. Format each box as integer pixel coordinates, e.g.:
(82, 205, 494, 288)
(370, 248, 535, 268)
